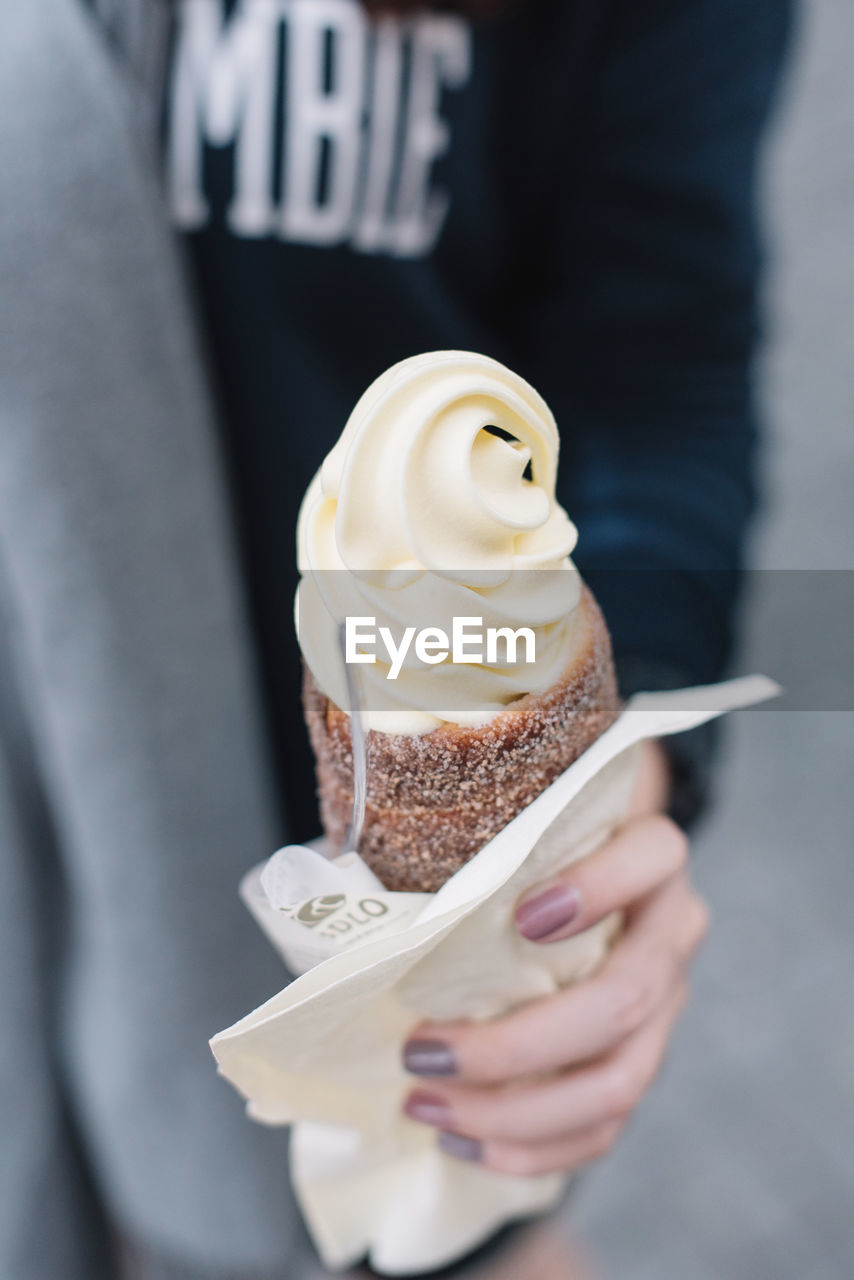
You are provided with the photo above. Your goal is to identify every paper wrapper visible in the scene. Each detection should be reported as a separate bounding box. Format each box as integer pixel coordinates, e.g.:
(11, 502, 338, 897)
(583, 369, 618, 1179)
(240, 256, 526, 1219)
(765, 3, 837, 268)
(211, 676, 777, 1275)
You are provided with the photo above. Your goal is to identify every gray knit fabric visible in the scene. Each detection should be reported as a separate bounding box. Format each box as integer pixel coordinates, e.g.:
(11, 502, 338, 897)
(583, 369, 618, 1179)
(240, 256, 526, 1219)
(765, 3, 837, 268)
(0, 2, 310, 1276)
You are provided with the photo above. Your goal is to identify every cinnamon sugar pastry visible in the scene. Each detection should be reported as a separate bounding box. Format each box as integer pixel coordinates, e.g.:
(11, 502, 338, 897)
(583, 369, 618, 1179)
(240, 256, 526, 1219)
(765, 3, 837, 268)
(296, 352, 619, 891)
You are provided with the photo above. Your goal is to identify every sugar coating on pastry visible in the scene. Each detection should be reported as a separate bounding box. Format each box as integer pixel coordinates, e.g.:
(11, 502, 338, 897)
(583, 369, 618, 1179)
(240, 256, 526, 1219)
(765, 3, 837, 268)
(303, 587, 619, 891)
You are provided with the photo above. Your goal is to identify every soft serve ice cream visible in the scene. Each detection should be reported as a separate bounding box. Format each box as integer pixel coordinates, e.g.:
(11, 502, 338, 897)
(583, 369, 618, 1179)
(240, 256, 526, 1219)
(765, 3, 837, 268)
(296, 351, 584, 732)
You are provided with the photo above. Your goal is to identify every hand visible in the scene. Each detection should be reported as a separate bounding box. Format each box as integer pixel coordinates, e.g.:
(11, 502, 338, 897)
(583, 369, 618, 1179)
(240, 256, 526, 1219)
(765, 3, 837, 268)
(400, 741, 709, 1177)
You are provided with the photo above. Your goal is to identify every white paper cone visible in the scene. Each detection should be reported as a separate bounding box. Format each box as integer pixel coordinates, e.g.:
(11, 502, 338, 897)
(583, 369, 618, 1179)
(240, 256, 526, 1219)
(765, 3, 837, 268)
(211, 676, 778, 1274)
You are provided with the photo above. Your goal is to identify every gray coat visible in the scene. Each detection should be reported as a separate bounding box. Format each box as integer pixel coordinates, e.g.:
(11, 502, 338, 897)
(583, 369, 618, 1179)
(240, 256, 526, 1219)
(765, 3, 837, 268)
(0, 3, 311, 1276)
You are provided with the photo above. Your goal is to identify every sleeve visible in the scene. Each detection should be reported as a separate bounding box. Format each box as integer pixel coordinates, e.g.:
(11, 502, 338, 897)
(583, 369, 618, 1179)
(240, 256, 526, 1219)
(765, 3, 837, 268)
(0, 583, 116, 1280)
(530, 0, 795, 824)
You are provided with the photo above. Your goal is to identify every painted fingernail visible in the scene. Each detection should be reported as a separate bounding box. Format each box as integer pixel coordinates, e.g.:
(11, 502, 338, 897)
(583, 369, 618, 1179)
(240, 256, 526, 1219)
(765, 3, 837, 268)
(404, 1090, 454, 1129)
(515, 885, 581, 941)
(403, 1039, 458, 1077)
(438, 1132, 483, 1163)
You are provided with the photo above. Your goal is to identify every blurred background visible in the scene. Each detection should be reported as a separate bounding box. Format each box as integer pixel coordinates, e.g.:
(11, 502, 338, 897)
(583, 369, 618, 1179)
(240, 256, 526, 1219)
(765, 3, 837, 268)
(568, 3, 854, 1276)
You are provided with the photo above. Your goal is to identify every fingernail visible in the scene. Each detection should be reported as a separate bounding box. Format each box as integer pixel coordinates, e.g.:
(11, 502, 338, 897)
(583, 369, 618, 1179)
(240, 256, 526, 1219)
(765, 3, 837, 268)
(438, 1132, 483, 1163)
(403, 1039, 458, 1077)
(515, 885, 581, 941)
(404, 1090, 454, 1129)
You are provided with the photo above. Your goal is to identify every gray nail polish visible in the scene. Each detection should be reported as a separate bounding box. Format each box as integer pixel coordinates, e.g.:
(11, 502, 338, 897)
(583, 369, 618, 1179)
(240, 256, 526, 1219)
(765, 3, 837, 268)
(515, 885, 581, 941)
(404, 1091, 454, 1129)
(438, 1132, 483, 1163)
(403, 1039, 458, 1077)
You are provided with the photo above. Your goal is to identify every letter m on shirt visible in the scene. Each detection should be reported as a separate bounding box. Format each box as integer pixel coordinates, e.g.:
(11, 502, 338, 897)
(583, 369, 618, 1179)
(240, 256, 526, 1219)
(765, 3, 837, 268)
(167, 0, 281, 235)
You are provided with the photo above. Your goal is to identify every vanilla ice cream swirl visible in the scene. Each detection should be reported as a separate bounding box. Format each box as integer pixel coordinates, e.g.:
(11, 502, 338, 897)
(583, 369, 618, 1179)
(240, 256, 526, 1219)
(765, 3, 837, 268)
(296, 351, 583, 733)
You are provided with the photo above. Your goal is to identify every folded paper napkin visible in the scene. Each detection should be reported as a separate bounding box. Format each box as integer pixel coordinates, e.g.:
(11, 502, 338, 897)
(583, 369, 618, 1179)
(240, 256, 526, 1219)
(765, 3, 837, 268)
(211, 676, 778, 1275)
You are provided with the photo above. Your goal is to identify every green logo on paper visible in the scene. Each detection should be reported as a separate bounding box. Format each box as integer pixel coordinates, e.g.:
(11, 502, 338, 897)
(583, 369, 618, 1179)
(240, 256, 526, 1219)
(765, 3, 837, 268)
(296, 894, 346, 927)
(293, 894, 392, 936)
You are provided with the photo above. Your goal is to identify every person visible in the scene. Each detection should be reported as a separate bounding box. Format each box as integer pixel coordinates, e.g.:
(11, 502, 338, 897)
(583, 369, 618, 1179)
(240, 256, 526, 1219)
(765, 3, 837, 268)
(0, 1, 792, 1277)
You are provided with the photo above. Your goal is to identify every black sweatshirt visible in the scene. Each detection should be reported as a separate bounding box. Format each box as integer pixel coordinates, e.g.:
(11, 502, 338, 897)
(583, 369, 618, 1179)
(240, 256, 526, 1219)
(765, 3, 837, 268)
(102, 0, 792, 837)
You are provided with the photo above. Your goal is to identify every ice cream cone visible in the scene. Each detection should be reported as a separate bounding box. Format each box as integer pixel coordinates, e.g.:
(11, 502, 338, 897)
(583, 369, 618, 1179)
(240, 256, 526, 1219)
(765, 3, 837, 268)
(296, 351, 620, 891)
